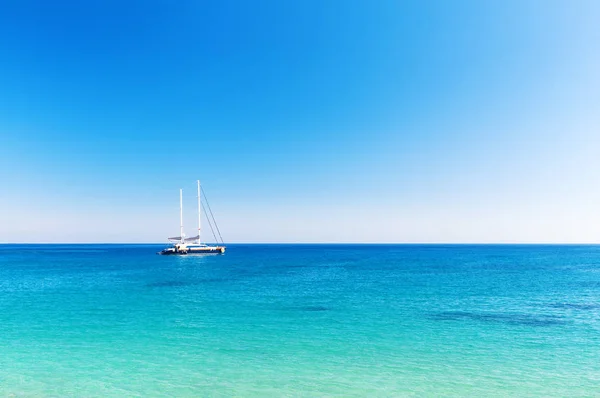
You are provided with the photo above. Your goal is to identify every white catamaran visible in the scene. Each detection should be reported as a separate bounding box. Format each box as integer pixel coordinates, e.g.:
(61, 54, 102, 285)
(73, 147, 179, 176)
(160, 180, 226, 255)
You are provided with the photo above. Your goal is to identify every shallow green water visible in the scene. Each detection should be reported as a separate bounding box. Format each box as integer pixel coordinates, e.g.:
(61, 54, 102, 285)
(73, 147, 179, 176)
(1, 244, 599, 396)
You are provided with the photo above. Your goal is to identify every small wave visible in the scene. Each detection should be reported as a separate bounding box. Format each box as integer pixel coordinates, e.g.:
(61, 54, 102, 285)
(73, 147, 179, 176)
(547, 302, 599, 310)
(146, 281, 190, 288)
(146, 278, 227, 288)
(29, 249, 109, 254)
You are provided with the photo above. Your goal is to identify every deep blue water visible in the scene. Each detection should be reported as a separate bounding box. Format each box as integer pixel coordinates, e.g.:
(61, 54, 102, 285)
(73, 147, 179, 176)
(1, 244, 600, 396)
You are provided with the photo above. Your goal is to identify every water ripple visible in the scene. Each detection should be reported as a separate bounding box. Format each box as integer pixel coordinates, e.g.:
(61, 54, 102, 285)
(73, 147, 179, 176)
(548, 302, 600, 310)
(430, 311, 567, 327)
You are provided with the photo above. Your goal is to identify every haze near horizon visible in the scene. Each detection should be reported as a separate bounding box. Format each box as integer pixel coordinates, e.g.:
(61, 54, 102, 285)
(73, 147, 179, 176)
(1, 1, 599, 243)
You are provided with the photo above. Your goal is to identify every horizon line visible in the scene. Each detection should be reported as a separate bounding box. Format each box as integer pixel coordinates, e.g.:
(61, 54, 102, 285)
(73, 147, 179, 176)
(2, 242, 600, 245)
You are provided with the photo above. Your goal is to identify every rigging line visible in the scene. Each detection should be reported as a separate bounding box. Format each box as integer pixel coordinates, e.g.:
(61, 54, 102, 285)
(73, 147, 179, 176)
(201, 187, 223, 244)
(201, 202, 219, 243)
(201, 187, 225, 245)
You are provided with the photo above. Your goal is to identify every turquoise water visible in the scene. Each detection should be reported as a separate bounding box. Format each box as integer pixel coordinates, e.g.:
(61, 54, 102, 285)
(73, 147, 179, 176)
(1, 244, 599, 396)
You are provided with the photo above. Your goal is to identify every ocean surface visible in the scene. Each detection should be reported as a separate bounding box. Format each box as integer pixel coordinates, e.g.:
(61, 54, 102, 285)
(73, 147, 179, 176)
(1, 244, 599, 397)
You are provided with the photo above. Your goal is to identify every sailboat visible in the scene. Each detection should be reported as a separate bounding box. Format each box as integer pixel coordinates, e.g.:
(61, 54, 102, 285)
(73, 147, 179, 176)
(159, 180, 226, 255)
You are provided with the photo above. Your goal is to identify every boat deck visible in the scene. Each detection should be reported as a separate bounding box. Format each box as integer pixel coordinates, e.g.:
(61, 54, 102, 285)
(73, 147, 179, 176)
(160, 245, 225, 255)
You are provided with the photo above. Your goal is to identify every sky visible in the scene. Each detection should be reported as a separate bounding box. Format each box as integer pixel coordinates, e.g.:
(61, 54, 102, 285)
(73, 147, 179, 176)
(1, 0, 599, 243)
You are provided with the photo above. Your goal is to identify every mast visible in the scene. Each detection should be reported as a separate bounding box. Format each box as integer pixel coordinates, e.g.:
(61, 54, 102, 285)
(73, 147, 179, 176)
(180, 188, 184, 243)
(197, 180, 201, 244)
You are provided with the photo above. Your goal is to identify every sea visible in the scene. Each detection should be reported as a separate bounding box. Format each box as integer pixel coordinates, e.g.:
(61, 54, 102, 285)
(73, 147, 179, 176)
(1, 244, 599, 397)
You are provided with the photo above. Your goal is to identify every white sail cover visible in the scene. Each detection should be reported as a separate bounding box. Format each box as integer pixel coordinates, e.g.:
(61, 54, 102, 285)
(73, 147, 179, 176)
(168, 235, 199, 242)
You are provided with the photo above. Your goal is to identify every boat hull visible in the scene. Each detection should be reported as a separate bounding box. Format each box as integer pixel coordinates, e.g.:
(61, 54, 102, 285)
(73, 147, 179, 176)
(159, 246, 226, 255)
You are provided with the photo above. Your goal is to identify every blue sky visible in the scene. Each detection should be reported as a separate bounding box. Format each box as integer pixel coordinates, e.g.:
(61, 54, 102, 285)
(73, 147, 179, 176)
(1, 0, 599, 243)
